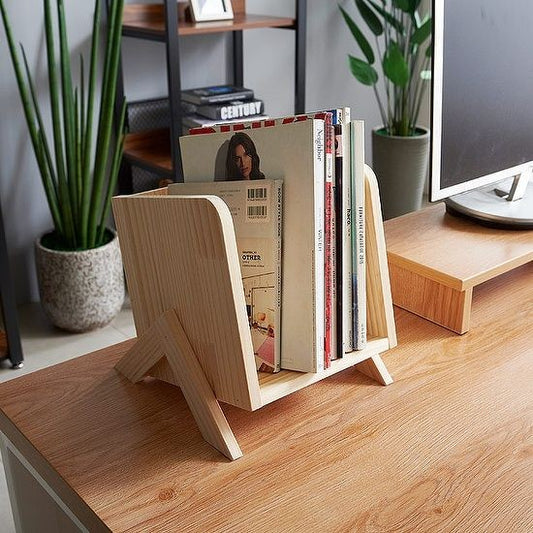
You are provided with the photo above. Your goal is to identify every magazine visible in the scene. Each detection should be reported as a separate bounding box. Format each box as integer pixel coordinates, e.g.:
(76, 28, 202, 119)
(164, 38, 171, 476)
(168, 179, 283, 372)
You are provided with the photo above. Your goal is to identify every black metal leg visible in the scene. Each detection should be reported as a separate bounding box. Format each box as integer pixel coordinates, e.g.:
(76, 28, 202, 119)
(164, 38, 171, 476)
(0, 201, 23, 369)
(295, 0, 306, 113)
(164, 0, 183, 182)
(233, 30, 244, 87)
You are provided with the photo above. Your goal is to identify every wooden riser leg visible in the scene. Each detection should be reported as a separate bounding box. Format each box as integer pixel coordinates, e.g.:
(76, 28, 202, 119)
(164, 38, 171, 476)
(389, 263, 472, 334)
(355, 354, 393, 386)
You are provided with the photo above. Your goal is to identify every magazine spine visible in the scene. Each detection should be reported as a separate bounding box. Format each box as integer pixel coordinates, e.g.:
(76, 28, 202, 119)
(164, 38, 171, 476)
(323, 120, 334, 368)
(340, 108, 353, 353)
(313, 120, 326, 373)
(350, 120, 366, 350)
(274, 179, 283, 372)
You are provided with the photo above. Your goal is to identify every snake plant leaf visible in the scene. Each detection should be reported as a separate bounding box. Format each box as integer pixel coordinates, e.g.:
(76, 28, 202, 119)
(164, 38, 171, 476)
(383, 41, 409, 87)
(340, 5, 375, 64)
(412, 17, 431, 45)
(420, 70, 431, 80)
(349, 55, 379, 85)
(426, 44, 432, 58)
(367, 0, 404, 34)
(355, 0, 383, 36)
(392, 0, 421, 14)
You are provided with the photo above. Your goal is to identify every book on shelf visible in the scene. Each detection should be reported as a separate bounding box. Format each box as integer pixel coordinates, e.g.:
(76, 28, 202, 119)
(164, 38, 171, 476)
(168, 179, 283, 374)
(181, 85, 255, 105)
(182, 113, 269, 130)
(180, 117, 325, 373)
(350, 119, 366, 350)
(195, 99, 264, 120)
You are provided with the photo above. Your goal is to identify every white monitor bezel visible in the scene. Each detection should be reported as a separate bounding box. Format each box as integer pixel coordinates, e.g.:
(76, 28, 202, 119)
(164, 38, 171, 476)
(430, 0, 532, 202)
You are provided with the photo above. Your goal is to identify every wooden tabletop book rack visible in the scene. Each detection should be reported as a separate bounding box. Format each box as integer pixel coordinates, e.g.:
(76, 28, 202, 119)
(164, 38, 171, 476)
(111, 166, 397, 460)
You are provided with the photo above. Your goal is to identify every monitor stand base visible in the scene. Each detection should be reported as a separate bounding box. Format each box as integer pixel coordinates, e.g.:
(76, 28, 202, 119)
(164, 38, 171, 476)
(445, 177, 533, 230)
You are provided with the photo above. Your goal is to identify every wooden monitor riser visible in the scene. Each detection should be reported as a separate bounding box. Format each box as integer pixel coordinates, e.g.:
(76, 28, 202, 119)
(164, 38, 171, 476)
(112, 166, 397, 460)
(384, 204, 533, 334)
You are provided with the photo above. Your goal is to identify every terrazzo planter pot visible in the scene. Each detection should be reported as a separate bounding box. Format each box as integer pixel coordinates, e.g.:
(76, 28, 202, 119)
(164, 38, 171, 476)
(372, 126, 430, 220)
(35, 230, 125, 332)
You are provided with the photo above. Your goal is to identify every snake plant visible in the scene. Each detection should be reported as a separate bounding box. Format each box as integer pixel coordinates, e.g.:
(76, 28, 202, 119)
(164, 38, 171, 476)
(340, 0, 432, 136)
(0, 0, 126, 250)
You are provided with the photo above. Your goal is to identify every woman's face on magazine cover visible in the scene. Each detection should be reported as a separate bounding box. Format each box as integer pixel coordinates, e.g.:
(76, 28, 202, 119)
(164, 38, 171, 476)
(233, 144, 252, 179)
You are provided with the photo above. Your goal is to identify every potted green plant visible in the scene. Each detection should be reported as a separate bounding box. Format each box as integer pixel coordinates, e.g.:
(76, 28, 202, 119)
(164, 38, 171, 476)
(340, 0, 432, 219)
(0, 0, 127, 331)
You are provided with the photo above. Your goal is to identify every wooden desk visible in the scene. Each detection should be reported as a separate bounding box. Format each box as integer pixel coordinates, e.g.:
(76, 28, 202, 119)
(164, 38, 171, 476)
(0, 264, 532, 532)
(385, 204, 533, 333)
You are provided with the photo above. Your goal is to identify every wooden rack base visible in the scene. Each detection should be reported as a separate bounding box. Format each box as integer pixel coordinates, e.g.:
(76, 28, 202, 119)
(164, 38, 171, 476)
(112, 166, 396, 460)
(384, 204, 533, 334)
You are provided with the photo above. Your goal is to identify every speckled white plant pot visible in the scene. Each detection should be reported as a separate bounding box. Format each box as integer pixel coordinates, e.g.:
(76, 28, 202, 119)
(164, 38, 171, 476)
(35, 230, 125, 332)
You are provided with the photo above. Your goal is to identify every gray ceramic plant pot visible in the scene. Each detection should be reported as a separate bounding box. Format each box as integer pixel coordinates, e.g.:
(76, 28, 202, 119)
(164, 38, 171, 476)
(35, 230, 125, 332)
(372, 126, 430, 220)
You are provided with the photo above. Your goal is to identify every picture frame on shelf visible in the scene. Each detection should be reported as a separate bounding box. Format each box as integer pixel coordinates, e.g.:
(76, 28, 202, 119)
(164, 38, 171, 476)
(190, 0, 234, 22)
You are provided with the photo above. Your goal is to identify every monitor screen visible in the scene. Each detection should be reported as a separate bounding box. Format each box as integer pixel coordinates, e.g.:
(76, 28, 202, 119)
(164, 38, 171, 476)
(430, 0, 533, 202)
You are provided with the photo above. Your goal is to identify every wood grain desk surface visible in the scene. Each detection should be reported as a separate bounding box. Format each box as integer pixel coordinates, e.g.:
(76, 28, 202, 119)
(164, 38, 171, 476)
(0, 264, 532, 532)
(385, 204, 533, 290)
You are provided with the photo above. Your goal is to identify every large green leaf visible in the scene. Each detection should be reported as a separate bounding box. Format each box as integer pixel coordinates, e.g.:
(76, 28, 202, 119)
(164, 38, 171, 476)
(367, 0, 404, 33)
(340, 5, 375, 64)
(383, 42, 409, 87)
(412, 17, 431, 45)
(349, 55, 378, 85)
(355, 0, 383, 36)
(392, 0, 421, 14)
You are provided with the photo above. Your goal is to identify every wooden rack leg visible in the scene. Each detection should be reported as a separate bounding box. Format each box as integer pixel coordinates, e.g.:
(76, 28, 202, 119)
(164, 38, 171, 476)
(355, 354, 393, 386)
(115, 310, 243, 461)
(388, 263, 473, 334)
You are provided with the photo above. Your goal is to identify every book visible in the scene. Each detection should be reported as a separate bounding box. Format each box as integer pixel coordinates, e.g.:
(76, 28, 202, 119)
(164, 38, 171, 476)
(168, 179, 283, 373)
(181, 85, 254, 105)
(323, 116, 334, 368)
(350, 120, 366, 350)
(196, 99, 264, 120)
(180, 118, 325, 373)
(182, 113, 269, 130)
(336, 107, 353, 354)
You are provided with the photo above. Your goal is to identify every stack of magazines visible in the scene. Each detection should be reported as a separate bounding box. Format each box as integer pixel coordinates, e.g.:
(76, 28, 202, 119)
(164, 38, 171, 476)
(168, 107, 368, 375)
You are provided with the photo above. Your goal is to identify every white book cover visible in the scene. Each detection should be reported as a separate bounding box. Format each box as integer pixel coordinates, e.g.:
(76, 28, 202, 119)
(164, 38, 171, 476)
(350, 119, 367, 350)
(168, 179, 283, 373)
(179, 119, 325, 372)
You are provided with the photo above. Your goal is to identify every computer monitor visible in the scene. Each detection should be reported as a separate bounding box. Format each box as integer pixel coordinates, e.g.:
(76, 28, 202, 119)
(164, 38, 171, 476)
(430, 0, 533, 228)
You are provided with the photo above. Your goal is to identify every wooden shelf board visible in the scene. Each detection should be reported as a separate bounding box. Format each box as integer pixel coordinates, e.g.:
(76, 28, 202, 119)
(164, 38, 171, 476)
(384, 203, 533, 291)
(124, 128, 172, 175)
(123, 4, 295, 38)
(258, 337, 391, 406)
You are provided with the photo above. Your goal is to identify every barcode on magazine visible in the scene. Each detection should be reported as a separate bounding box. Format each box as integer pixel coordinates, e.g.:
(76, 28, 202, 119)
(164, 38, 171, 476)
(247, 187, 267, 200)
(247, 205, 268, 218)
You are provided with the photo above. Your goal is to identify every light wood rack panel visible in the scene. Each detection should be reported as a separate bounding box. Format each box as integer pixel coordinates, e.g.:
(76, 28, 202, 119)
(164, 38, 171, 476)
(112, 165, 396, 460)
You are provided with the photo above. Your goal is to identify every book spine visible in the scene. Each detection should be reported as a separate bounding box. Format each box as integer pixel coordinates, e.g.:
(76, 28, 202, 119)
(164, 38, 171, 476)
(333, 122, 343, 360)
(340, 108, 353, 353)
(182, 89, 254, 105)
(197, 99, 264, 120)
(350, 120, 366, 350)
(324, 120, 334, 368)
(313, 120, 326, 372)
